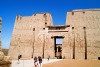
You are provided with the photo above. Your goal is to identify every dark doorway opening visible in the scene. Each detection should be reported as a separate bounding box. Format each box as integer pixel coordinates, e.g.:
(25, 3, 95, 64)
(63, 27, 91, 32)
(54, 36, 63, 59)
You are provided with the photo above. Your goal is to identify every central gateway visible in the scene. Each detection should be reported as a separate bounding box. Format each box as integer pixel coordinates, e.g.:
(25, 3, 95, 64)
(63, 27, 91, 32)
(54, 36, 63, 59)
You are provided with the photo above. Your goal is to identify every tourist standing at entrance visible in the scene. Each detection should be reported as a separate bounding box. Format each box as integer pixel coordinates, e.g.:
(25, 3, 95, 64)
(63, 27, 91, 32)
(48, 55, 50, 61)
(18, 54, 22, 64)
(34, 56, 38, 67)
(38, 56, 42, 67)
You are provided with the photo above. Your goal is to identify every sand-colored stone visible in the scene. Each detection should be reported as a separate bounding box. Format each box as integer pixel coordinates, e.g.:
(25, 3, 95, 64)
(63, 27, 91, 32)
(0, 61, 11, 67)
(0, 52, 4, 61)
(8, 9, 100, 60)
(0, 18, 11, 67)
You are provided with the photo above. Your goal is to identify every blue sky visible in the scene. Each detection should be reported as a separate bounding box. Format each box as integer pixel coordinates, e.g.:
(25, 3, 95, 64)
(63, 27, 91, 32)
(56, 38, 63, 44)
(0, 0, 100, 48)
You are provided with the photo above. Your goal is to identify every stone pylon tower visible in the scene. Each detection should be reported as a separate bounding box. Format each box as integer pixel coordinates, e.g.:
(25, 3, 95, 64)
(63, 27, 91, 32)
(8, 13, 52, 59)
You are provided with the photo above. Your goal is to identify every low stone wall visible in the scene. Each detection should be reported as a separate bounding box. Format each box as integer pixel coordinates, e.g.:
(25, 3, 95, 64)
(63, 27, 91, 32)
(0, 61, 11, 67)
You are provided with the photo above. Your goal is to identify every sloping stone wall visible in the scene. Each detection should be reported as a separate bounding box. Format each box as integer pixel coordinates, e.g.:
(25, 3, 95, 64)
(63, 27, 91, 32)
(8, 13, 52, 59)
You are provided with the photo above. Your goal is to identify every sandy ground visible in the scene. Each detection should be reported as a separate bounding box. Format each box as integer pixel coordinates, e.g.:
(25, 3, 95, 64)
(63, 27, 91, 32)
(11, 59, 100, 67)
(43, 60, 100, 67)
(11, 59, 62, 67)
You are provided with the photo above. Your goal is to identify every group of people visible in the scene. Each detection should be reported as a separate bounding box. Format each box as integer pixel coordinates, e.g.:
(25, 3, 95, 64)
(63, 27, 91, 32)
(17, 55, 44, 67)
(34, 56, 42, 67)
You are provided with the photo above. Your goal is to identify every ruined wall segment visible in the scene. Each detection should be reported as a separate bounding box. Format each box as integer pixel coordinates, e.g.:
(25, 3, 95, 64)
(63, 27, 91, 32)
(66, 9, 100, 59)
(0, 18, 5, 61)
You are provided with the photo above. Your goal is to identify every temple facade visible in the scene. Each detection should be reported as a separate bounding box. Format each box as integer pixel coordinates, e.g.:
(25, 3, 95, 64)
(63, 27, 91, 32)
(8, 9, 100, 59)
